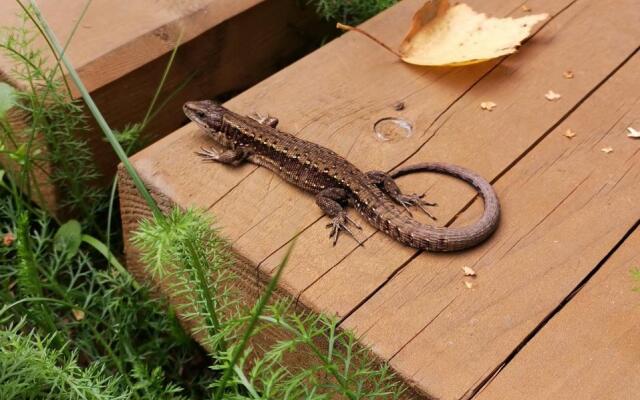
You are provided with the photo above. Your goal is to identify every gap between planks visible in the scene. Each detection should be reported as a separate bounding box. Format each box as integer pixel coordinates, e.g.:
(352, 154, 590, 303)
(473, 222, 640, 399)
(343, 49, 640, 399)
(468, 219, 640, 399)
(119, 0, 640, 398)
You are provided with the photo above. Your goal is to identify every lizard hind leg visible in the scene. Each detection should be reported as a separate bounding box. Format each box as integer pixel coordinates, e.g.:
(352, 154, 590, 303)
(315, 188, 363, 246)
(365, 170, 438, 220)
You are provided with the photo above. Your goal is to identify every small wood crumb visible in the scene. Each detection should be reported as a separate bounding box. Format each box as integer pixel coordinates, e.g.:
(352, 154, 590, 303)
(601, 146, 613, 154)
(462, 266, 476, 276)
(464, 281, 474, 289)
(627, 127, 640, 138)
(545, 90, 561, 101)
(393, 101, 406, 111)
(563, 70, 574, 79)
(563, 129, 576, 138)
(521, 4, 531, 12)
(72, 308, 85, 321)
(480, 101, 497, 111)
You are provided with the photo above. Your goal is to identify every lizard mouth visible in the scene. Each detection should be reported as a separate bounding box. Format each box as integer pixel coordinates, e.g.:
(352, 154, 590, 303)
(183, 100, 224, 131)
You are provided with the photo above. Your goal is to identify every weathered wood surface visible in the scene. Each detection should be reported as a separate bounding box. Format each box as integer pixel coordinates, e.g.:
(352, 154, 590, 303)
(0, 0, 324, 213)
(344, 51, 640, 399)
(119, 0, 640, 398)
(475, 228, 640, 399)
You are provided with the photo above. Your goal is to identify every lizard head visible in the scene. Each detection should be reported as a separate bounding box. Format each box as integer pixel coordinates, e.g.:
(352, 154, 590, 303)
(183, 100, 224, 131)
(184, 100, 236, 148)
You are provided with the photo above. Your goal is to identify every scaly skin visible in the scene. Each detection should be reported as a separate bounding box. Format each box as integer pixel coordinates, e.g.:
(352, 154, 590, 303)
(184, 100, 500, 251)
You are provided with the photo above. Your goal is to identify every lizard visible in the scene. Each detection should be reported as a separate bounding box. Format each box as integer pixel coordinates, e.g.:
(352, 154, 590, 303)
(183, 100, 500, 252)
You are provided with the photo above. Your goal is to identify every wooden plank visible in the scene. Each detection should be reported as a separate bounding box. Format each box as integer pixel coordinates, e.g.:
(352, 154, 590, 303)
(0, 0, 260, 93)
(343, 51, 640, 399)
(124, 0, 573, 278)
(118, 0, 640, 397)
(267, 0, 640, 312)
(0, 0, 325, 214)
(474, 228, 640, 400)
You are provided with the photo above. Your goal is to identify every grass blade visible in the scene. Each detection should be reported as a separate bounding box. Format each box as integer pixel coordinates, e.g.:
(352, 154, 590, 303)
(27, 0, 162, 220)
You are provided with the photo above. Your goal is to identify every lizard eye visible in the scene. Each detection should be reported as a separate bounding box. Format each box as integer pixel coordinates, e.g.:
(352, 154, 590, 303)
(196, 111, 206, 119)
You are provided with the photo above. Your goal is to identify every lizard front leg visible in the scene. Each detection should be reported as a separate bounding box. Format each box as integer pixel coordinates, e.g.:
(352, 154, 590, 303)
(196, 147, 251, 166)
(315, 188, 362, 246)
(366, 170, 437, 220)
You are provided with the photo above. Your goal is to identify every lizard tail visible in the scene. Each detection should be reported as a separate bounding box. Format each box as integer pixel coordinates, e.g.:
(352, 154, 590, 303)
(389, 162, 500, 251)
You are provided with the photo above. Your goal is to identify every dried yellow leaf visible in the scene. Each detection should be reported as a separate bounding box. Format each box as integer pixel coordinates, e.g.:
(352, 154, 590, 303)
(462, 266, 476, 276)
(545, 90, 561, 101)
(564, 129, 576, 138)
(627, 127, 640, 138)
(480, 101, 497, 111)
(601, 147, 613, 154)
(72, 308, 85, 321)
(464, 280, 474, 289)
(563, 70, 574, 79)
(399, 0, 547, 66)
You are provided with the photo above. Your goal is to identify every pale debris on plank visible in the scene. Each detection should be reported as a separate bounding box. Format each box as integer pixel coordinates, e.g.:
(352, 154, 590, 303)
(480, 101, 497, 111)
(521, 4, 532, 12)
(563, 70, 574, 79)
(462, 266, 477, 276)
(564, 128, 576, 138)
(464, 280, 474, 289)
(545, 90, 562, 101)
(627, 127, 640, 138)
(601, 146, 613, 154)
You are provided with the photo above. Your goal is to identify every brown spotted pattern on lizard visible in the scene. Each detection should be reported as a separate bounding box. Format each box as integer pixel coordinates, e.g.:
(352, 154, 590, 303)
(183, 100, 500, 251)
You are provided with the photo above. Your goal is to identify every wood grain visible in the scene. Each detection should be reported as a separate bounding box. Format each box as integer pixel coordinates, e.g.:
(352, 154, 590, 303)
(0, 0, 259, 93)
(344, 51, 640, 399)
(474, 228, 640, 400)
(265, 0, 640, 313)
(118, 0, 640, 397)
(0, 0, 325, 214)
(126, 0, 571, 278)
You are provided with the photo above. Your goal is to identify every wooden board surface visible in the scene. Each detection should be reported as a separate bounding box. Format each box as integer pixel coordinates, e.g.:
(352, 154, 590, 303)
(344, 51, 640, 399)
(119, 0, 640, 397)
(0, 0, 325, 214)
(474, 228, 640, 400)
(0, 0, 259, 92)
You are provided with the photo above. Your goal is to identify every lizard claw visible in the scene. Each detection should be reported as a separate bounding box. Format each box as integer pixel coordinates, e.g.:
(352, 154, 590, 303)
(326, 213, 364, 247)
(196, 146, 220, 162)
(395, 192, 438, 221)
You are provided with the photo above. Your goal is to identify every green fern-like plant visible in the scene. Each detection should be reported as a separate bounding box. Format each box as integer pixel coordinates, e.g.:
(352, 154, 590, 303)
(0, 321, 128, 400)
(132, 208, 407, 399)
(0, 10, 105, 221)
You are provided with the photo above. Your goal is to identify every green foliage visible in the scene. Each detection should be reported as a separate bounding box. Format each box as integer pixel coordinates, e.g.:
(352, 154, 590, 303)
(133, 208, 407, 399)
(0, 321, 128, 400)
(1, 3, 407, 399)
(0, 192, 212, 399)
(310, 0, 398, 25)
(0, 10, 105, 221)
(0, 82, 16, 117)
(54, 219, 82, 260)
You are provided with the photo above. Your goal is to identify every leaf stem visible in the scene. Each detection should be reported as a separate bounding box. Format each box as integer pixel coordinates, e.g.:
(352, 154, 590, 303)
(336, 22, 402, 58)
